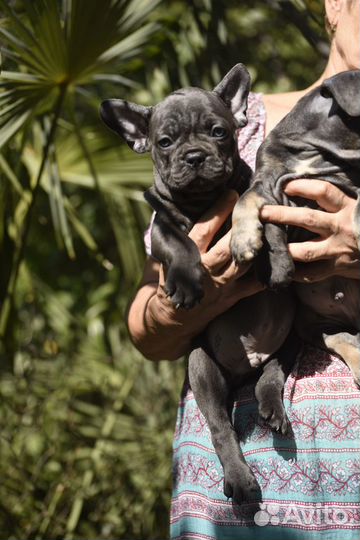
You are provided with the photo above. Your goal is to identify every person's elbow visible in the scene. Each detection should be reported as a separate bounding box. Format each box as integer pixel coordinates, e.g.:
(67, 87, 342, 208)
(128, 329, 185, 361)
(126, 309, 185, 361)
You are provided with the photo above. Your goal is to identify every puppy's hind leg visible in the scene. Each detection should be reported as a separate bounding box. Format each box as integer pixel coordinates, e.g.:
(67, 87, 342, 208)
(188, 347, 260, 504)
(255, 222, 295, 289)
(255, 329, 301, 434)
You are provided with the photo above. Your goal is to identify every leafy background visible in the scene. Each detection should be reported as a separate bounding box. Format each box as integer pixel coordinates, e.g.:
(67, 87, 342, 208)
(0, 0, 327, 538)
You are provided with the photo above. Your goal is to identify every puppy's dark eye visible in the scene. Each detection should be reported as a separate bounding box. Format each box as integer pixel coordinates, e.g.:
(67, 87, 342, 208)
(158, 137, 172, 148)
(211, 126, 227, 138)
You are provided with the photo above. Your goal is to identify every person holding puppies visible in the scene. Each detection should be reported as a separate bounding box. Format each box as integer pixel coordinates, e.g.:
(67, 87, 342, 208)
(127, 1, 360, 538)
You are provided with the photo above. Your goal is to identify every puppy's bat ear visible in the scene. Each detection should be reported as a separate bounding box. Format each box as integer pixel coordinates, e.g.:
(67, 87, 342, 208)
(100, 99, 152, 153)
(321, 70, 360, 117)
(213, 63, 251, 127)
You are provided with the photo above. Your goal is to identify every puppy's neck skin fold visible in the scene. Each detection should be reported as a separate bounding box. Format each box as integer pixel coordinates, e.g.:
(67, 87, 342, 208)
(145, 152, 251, 232)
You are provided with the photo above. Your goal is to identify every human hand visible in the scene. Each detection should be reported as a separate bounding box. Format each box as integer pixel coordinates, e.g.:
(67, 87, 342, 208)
(260, 179, 360, 282)
(156, 190, 264, 325)
(131, 190, 265, 361)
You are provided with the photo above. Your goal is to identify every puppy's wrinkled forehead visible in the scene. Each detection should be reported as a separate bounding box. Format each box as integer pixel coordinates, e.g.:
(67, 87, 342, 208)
(150, 88, 234, 136)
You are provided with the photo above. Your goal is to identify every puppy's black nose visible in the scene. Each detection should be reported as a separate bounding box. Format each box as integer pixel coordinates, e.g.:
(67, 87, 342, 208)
(185, 150, 206, 168)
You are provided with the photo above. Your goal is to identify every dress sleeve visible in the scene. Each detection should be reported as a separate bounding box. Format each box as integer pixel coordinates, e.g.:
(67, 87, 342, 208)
(236, 92, 266, 172)
(144, 212, 155, 257)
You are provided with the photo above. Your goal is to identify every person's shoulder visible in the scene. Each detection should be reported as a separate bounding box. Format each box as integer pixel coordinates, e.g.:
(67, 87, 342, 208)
(263, 90, 305, 110)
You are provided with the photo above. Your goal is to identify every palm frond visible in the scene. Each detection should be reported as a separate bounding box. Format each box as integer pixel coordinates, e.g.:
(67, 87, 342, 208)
(0, 0, 161, 148)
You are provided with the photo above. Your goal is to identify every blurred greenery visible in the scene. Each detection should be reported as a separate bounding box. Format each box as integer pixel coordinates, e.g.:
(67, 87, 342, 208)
(0, 0, 327, 538)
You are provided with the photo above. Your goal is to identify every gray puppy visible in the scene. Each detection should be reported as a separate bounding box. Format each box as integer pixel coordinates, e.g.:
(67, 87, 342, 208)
(230, 69, 360, 387)
(100, 64, 295, 503)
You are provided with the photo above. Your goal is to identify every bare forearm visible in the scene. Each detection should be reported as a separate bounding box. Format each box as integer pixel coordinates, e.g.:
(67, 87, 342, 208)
(126, 258, 207, 361)
(127, 268, 264, 361)
(127, 283, 193, 361)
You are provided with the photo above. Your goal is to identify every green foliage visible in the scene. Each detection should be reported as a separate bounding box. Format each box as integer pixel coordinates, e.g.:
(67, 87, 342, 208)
(0, 0, 157, 343)
(0, 0, 161, 147)
(137, 0, 328, 98)
(0, 333, 183, 538)
(0, 0, 327, 538)
(0, 1, 179, 538)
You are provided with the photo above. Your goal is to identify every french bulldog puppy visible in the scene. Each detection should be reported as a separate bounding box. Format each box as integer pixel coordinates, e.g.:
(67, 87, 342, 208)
(231, 69, 360, 387)
(101, 64, 252, 310)
(100, 64, 295, 504)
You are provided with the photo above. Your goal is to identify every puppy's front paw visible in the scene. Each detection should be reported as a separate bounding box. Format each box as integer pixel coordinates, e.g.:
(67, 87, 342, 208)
(165, 263, 204, 309)
(231, 192, 265, 264)
(223, 463, 260, 504)
(230, 218, 263, 265)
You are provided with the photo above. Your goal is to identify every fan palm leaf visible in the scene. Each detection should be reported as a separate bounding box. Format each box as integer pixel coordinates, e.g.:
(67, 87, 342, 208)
(0, 0, 160, 147)
(0, 0, 160, 339)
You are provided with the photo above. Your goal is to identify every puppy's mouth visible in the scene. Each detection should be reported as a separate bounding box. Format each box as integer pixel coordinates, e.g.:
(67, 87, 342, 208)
(169, 159, 233, 192)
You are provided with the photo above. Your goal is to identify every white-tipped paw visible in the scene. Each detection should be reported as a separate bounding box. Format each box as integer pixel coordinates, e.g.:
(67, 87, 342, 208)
(230, 220, 263, 264)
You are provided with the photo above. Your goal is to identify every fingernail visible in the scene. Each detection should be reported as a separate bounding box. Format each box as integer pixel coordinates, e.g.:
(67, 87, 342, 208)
(284, 181, 296, 193)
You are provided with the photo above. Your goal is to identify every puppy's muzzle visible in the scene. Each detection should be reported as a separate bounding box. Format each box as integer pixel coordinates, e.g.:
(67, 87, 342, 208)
(184, 150, 206, 169)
